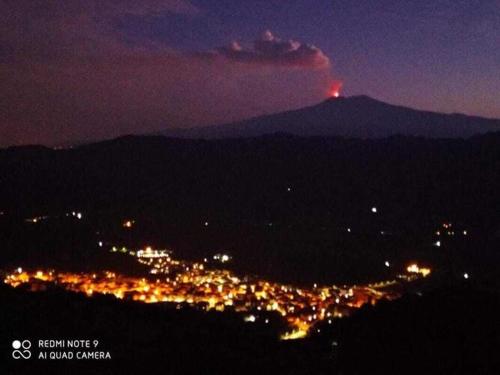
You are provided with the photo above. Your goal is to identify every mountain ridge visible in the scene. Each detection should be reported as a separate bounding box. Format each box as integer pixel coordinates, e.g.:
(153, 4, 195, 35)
(160, 95, 500, 139)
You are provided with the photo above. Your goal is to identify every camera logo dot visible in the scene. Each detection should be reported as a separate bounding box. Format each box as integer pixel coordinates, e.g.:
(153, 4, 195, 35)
(12, 339, 31, 359)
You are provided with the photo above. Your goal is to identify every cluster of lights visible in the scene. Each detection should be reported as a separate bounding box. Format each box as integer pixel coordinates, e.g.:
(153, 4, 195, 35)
(4, 252, 432, 340)
(213, 253, 231, 263)
(136, 247, 176, 274)
(137, 247, 171, 259)
(26, 209, 120, 225)
(111, 246, 135, 255)
(123, 220, 134, 228)
(25, 210, 85, 223)
(67, 211, 83, 220)
(25, 215, 49, 223)
(436, 223, 468, 237)
(406, 264, 431, 278)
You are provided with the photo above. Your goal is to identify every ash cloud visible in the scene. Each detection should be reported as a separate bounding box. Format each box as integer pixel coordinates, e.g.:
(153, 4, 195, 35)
(207, 30, 330, 69)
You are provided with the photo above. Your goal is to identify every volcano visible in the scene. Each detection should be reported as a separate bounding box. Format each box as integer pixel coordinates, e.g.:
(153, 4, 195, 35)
(161, 95, 500, 139)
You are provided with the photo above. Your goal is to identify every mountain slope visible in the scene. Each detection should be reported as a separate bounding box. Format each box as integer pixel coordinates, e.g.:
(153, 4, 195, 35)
(1, 132, 500, 226)
(161, 95, 500, 139)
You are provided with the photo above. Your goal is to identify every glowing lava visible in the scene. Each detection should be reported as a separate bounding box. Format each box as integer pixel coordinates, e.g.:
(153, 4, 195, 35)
(328, 81, 343, 98)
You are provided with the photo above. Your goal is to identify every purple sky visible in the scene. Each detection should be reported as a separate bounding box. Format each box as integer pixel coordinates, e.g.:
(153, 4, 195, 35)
(1, 0, 499, 146)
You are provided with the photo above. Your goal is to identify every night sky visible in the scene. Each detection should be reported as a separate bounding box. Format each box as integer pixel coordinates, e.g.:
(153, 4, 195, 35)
(1, 0, 499, 146)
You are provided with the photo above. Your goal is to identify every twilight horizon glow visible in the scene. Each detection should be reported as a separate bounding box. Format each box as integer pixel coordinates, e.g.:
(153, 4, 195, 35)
(1, 0, 499, 146)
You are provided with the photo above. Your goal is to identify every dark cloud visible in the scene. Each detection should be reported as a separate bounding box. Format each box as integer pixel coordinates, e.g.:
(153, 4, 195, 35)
(209, 30, 330, 69)
(0, 0, 198, 62)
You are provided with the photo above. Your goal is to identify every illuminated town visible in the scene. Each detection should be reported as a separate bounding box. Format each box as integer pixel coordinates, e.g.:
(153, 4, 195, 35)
(3, 246, 431, 340)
